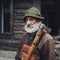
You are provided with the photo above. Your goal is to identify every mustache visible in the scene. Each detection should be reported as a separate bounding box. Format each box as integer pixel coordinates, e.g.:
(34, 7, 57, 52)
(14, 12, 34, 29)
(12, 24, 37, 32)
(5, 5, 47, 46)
(27, 24, 34, 28)
(27, 24, 30, 27)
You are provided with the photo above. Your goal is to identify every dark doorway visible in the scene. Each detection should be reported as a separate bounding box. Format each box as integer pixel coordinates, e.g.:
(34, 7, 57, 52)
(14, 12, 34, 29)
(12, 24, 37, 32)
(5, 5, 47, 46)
(41, 0, 60, 35)
(0, 0, 10, 33)
(0, 1, 2, 33)
(4, 0, 10, 32)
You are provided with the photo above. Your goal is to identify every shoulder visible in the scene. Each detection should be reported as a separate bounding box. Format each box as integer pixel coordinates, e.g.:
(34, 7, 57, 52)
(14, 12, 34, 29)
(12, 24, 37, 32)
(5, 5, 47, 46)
(20, 32, 29, 40)
(22, 32, 29, 37)
(42, 33, 54, 43)
(44, 33, 53, 40)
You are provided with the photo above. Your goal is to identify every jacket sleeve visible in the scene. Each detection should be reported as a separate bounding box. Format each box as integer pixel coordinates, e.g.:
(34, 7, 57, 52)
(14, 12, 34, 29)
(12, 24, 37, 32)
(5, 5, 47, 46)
(15, 33, 29, 60)
(40, 38, 55, 60)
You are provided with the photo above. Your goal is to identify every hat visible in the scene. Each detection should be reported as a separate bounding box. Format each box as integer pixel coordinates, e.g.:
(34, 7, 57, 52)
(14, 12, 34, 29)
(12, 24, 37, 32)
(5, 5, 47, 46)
(24, 7, 44, 20)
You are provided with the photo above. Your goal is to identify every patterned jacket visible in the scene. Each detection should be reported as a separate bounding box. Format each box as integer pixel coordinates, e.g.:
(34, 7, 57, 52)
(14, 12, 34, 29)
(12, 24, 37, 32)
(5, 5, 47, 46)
(16, 31, 55, 60)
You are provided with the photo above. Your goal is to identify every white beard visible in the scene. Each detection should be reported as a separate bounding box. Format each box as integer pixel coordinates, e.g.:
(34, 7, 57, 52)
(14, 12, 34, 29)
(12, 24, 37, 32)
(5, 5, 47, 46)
(24, 22, 42, 33)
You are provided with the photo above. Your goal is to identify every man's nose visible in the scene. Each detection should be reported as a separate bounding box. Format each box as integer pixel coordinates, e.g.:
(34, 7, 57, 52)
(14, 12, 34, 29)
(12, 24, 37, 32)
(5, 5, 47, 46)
(26, 20, 31, 25)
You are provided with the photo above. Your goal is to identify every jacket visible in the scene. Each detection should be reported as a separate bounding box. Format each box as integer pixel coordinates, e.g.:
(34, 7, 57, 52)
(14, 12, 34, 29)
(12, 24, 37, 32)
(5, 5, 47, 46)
(15, 30, 55, 60)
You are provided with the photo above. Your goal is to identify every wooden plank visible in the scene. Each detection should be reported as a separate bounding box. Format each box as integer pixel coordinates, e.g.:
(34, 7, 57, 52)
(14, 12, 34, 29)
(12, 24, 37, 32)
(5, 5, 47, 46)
(55, 41, 60, 44)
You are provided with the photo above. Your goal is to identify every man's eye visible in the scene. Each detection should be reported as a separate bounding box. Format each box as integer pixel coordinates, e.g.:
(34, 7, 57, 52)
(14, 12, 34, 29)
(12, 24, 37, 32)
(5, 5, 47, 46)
(29, 18, 32, 20)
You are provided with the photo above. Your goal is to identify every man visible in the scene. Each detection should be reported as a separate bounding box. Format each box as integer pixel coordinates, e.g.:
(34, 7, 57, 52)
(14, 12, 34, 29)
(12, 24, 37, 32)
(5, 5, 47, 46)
(15, 7, 55, 60)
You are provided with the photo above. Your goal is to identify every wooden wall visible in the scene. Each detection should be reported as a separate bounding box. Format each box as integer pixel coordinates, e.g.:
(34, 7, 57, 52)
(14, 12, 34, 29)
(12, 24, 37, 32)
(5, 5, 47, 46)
(13, 0, 41, 39)
(0, 0, 41, 51)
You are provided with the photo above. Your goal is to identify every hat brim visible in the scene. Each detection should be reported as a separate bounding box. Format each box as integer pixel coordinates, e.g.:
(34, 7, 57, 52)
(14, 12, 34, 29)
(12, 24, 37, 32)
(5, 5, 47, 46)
(24, 13, 44, 20)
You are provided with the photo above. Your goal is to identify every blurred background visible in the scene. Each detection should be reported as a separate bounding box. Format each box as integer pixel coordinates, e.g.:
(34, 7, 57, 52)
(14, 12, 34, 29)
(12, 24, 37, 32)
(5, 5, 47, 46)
(0, 0, 60, 60)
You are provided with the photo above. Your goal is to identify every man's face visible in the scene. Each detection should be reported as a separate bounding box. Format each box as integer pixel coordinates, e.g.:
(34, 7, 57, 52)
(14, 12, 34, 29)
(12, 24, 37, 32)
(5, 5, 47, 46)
(24, 17, 41, 33)
(25, 17, 37, 26)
